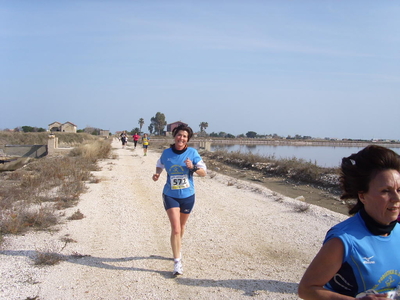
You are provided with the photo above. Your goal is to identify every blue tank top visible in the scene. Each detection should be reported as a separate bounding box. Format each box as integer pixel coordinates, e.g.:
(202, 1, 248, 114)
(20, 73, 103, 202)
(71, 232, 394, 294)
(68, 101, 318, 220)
(159, 147, 202, 198)
(324, 212, 400, 297)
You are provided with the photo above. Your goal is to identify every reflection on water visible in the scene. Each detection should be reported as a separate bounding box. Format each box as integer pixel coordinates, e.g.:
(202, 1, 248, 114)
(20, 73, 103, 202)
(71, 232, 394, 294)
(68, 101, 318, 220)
(210, 144, 400, 168)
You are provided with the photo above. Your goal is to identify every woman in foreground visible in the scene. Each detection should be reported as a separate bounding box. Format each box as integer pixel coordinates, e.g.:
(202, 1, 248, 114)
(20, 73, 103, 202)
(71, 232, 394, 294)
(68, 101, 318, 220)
(298, 145, 400, 299)
(152, 124, 206, 276)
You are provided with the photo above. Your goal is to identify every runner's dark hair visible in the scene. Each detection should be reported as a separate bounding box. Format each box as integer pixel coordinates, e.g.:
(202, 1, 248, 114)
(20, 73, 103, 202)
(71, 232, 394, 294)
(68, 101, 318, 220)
(340, 145, 400, 215)
(172, 124, 193, 141)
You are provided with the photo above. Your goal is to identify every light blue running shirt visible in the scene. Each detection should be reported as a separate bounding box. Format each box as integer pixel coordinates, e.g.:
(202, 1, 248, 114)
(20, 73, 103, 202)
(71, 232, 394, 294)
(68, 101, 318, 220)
(324, 212, 400, 297)
(157, 147, 206, 199)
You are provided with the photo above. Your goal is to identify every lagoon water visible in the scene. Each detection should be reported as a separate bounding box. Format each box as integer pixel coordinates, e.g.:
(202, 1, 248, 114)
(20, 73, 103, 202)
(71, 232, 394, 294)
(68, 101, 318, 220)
(210, 144, 400, 168)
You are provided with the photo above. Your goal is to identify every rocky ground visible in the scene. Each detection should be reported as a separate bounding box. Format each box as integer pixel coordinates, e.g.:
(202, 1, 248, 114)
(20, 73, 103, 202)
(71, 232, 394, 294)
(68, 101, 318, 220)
(0, 139, 347, 300)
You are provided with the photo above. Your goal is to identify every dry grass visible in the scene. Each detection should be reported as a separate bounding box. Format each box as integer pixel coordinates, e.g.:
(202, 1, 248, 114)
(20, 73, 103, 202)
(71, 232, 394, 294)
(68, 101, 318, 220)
(0, 136, 112, 242)
(0, 131, 98, 147)
(60, 236, 77, 244)
(67, 209, 85, 220)
(293, 202, 311, 212)
(202, 149, 340, 190)
(69, 139, 112, 162)
(32, 250, 64, 266)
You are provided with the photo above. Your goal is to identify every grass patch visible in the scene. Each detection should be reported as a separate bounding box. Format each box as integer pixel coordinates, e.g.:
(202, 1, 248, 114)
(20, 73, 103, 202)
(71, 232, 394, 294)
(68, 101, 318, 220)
(0, 131, 98, 147)
(67, 209, 85, 220)
(0, 136, 112, 241)
(61, 236, 77, 244)
(69, 139, 112, 162)
(293, 202, 311, 213)
(32, 250, 64, 266)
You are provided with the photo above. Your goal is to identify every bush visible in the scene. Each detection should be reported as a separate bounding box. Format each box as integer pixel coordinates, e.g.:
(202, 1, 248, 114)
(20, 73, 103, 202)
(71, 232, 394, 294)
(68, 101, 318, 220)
(33, 250, 63, 266)
(67, 209, 85, 220)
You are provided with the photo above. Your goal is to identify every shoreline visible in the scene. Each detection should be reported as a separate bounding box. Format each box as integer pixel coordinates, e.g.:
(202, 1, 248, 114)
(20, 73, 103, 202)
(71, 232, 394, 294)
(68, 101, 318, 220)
(150, 140, 349, 216)
(149, 136, 400, 148)
(202, 153, 349, 216)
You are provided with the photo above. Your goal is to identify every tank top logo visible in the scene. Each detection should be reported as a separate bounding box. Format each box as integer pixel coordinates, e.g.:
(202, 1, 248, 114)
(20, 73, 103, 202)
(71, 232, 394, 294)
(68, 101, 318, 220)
(363, 256, 375, 264)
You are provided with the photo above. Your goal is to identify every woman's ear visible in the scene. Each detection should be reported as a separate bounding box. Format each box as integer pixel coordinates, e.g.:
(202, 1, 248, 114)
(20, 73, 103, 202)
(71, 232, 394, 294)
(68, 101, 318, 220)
(358, 192, 365, 203)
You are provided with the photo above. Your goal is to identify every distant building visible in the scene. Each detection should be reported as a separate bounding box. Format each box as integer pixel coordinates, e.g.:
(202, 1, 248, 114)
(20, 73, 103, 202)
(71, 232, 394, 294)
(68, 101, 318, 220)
(99, 130, 110, 137)
(166, 121, 188, 136)
(48, 122, 62, 131)
(48, 121, 77, 133)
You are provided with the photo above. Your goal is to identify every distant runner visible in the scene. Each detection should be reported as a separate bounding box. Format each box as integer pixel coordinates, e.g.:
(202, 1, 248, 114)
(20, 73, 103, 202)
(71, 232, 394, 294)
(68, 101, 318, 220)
(120, 131, 128, 149)
(132, 132, 140, 149)
(142, 133, 149, 156)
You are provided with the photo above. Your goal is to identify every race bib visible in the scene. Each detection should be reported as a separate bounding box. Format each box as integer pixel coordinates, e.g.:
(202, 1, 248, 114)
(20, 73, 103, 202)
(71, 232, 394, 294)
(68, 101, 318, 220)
(170, 174, 190, 190)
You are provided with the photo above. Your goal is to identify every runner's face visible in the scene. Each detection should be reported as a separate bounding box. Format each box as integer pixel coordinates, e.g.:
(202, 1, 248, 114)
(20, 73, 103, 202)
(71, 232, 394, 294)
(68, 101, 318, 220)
(174, 130, 188, 150)
(359, 169, 400, 225)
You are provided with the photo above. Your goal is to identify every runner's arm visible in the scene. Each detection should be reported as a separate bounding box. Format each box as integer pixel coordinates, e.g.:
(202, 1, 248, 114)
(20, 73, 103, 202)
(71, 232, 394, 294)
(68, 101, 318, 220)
(153, 159, 165, 181)
(298, 238, 353, 300)
(186, 159, 207, 177)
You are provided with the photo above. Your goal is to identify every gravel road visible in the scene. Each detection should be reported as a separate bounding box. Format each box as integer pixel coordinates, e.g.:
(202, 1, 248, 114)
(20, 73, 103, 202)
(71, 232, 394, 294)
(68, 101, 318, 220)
(0, 139, 347, 300)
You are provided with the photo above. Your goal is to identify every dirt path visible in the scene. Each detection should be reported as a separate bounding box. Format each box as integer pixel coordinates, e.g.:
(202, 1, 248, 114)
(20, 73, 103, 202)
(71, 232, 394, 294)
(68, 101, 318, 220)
(0, 139, 347, 299)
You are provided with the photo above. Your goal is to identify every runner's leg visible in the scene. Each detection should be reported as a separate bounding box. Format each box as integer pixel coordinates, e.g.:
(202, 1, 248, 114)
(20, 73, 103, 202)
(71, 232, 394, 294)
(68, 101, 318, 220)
(166, 207, 184, 259)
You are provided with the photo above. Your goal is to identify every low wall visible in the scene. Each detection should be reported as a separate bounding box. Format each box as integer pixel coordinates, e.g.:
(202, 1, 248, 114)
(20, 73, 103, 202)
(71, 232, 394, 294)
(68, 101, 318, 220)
(0, 136, 71, 160)
(2, 145, 48, 158)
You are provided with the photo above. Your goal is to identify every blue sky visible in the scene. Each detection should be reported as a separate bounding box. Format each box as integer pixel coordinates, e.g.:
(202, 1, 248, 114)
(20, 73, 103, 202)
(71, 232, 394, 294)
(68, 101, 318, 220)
(1, 1, 399, 140)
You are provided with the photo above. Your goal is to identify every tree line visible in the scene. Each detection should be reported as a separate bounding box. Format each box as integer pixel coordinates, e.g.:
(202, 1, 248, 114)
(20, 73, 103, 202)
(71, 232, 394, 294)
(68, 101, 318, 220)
(4, 112, 330, 140)
(122, 112, 209, 137)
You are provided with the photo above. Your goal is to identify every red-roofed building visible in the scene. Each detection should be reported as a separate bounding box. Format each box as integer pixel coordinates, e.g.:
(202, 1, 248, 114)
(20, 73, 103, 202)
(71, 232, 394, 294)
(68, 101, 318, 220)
(166, 121, 188, 136)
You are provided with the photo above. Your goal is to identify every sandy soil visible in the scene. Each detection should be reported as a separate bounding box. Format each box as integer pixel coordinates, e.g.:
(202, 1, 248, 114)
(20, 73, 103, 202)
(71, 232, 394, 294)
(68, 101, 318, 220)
(0, 139, 347, 300)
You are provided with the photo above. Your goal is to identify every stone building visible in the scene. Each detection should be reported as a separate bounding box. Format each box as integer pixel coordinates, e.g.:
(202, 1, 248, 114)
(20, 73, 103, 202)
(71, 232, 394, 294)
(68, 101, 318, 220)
(48, 121, 77, 133)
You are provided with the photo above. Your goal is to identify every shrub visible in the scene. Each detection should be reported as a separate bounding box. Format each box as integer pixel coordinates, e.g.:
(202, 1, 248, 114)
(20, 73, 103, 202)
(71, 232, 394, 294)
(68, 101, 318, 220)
(32, 251, 63, 266)
(294, 202, 311, 213)
(67, 209, 85, 220)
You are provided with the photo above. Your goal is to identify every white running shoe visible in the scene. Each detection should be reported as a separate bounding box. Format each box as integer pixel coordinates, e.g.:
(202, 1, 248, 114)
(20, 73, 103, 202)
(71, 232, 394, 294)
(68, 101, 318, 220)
(173, 260, 183, 276)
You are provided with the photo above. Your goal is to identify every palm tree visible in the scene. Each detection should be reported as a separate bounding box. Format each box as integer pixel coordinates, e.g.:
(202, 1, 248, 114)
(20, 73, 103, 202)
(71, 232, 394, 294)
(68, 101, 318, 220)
(138, 118, 144, 134)
(199, 122, 208, 136)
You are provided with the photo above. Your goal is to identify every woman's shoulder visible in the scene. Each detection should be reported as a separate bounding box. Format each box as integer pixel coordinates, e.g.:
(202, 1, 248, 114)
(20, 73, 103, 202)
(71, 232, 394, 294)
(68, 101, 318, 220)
(393, 223, 400, 235)
(162, 147, 173, 154)
(326, 213, 371, 242)
(332, 213, 362, 230)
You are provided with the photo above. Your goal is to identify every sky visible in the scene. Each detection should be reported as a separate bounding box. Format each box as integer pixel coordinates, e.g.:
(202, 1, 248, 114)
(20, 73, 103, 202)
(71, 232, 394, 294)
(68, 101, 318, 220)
(1, 1, 400, 140)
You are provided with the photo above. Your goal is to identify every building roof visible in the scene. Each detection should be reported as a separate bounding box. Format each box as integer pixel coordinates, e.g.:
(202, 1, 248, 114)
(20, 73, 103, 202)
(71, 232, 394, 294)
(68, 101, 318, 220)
(48, 121, 62, 126)
(48, 121, 77, 127)
(63, 121, 77, 126)
(168, 121, 188, 126)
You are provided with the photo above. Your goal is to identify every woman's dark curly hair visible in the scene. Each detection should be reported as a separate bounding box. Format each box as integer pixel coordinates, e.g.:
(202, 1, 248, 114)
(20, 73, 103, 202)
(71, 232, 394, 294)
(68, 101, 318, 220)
(340, 145, 400, 215)
(172, 124, 193, 141)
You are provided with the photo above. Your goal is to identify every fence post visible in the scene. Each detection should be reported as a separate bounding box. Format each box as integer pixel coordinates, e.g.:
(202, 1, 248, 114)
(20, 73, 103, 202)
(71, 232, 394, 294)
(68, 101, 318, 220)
(47, 134, 58, 156)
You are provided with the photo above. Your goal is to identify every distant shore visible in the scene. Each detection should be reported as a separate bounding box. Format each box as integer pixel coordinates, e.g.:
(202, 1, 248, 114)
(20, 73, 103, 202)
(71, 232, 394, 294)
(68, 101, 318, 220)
(148, 137, 400, 150)
(192, 138, 400, 148)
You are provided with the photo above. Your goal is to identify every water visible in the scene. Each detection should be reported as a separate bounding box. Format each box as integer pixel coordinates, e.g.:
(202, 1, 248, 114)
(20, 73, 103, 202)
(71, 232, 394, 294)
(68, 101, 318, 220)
(210, 144, 400, 168)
